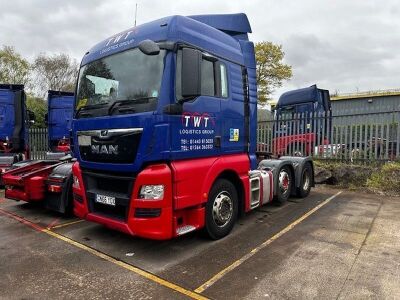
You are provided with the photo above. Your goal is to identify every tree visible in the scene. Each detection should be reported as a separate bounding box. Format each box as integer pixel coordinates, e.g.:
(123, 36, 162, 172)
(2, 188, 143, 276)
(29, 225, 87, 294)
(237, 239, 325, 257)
(32, 53, 79, 97)
(255, 41, 292, 103)
(26, 94, 47, 128)
(0, 45, 31, 85)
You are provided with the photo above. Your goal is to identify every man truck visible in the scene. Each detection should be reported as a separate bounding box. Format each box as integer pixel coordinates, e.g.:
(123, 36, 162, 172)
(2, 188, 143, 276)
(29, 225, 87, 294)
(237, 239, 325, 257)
(46, 90, 74, 153)
(273, 85, 332, 156)
(69, 13, 314, 240)
(3, 91, 74, 214)
(0, 84, 35, 176)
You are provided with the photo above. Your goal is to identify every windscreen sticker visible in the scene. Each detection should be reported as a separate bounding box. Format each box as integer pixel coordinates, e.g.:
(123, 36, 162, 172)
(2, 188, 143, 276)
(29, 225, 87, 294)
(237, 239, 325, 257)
(151, 90, 159, 97)
(179, 112, 215, 151)
(77, 98, 88, 110)
(229, 128, 239, 142)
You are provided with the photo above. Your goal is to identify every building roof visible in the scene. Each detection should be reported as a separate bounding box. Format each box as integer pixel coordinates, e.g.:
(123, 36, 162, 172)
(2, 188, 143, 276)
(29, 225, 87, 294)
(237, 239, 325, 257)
(331, 89, 400, 101)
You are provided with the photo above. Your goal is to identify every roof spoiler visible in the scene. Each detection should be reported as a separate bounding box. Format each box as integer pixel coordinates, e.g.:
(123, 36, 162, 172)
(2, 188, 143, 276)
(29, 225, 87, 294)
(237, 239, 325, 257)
(188, 13, 252, 39)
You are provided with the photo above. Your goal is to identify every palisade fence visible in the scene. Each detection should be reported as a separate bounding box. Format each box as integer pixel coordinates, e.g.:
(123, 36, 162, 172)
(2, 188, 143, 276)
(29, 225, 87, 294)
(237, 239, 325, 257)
(28, 111, 400, 162)
(29, 128, 48, 160)
(257, 111, 400, 162)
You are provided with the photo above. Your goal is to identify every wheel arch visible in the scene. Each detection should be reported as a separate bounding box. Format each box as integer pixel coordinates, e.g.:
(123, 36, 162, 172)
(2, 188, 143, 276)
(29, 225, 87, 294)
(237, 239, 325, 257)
(213, 169, 245, 216)
(258, 159, 296, 196)
(279, 156, 315, 190)
(47, 162, 74, 214)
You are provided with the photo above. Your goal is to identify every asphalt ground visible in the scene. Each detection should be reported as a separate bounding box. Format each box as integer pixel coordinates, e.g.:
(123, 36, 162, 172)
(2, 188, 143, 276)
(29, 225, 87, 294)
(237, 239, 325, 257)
(0, 186, 399, 299)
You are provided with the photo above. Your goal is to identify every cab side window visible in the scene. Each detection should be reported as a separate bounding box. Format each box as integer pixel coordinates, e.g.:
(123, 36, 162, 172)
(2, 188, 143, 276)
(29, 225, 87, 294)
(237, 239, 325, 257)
(201, 59, 215, 96)
(176, 49, 229, 101)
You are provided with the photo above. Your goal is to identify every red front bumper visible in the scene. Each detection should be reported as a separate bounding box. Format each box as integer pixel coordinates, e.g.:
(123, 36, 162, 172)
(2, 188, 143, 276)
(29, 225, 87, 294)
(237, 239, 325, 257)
(72, 162, 180, 240)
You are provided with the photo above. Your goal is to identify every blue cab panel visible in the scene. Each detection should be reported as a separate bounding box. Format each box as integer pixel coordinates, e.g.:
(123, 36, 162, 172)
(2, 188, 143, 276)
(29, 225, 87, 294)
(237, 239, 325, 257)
(47, 90, 74, 149)
(0, 84, 27, 152)
(73, 13, 259, 172)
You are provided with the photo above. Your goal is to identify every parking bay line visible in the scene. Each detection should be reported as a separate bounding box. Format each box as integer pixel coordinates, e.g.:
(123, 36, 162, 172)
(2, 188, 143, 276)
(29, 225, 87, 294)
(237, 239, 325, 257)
(49, 219, 85, 229)
(0, 208, 208, 300)
(195, 191, 343, 294)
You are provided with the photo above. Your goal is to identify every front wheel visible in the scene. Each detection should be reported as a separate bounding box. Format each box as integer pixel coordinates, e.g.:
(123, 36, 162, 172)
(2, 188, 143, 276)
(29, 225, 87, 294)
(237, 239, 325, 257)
(297, 163, 312, 198)
(274, 166, 292, 206)
(205, 179, 238, 240)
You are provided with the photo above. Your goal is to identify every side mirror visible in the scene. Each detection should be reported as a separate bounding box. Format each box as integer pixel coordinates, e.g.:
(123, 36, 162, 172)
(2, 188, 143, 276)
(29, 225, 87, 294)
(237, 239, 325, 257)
(27, 110, 35, 124)
(44, 113, 48, 125)
(181, 48, 202, 99)
(138, 40, 160, 55)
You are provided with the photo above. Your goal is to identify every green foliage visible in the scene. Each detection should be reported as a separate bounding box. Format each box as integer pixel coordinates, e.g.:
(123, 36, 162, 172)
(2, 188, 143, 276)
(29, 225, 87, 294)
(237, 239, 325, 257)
(255, 41, 292, 103)
(26, 94, 47, 128)
(0, 45, 31, 85)
(33, 53, 78, 98)
(367, 162, 400, 195)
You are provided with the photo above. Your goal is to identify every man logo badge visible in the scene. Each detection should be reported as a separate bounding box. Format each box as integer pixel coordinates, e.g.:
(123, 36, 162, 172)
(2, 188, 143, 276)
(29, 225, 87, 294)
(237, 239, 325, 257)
(91, 145, 119, 155)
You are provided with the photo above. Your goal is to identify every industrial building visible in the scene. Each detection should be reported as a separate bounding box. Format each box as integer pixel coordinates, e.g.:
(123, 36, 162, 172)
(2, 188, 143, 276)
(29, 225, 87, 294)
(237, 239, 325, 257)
(331, 89, 400, 117)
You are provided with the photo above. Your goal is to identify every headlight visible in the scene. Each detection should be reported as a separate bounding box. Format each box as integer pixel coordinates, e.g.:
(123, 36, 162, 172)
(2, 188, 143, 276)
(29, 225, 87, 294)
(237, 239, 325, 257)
(139, 185, 164, 200)
(73, 175, 80, 189)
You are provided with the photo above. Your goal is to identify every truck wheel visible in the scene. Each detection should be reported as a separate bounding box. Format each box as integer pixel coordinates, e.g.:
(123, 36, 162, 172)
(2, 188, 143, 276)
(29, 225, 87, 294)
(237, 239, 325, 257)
(274, 166, 292, 206)
(205, 179, 238, 240)
(297, 163, 312, 198)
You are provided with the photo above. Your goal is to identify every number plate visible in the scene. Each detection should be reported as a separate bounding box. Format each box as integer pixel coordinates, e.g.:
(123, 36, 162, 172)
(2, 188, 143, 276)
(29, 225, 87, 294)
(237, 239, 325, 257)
(78, 135, 91, 146)
(95, 194, 116, 206)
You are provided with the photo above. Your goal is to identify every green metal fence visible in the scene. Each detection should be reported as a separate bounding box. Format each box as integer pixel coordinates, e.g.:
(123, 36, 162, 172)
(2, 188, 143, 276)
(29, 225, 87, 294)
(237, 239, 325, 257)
(28, 111, 400, 162)
(29, 128, 48, 160)
(257, 111, 400, 162)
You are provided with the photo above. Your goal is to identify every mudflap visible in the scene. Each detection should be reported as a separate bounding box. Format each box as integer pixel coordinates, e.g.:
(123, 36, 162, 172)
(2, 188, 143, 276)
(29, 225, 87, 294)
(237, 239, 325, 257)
(45, 162, 73, 214)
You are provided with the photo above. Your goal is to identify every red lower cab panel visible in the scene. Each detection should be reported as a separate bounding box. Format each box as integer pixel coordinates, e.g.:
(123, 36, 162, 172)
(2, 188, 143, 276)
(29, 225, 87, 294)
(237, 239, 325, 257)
(72, 154, 250, 240)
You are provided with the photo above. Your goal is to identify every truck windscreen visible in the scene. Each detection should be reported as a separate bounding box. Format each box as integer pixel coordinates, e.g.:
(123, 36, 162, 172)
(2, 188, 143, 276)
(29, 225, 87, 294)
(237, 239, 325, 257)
(75, 48, 166, 118)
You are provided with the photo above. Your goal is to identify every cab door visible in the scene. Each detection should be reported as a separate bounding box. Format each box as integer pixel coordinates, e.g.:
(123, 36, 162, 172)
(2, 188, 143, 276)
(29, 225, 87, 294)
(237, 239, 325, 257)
(169, 48, 224, 161)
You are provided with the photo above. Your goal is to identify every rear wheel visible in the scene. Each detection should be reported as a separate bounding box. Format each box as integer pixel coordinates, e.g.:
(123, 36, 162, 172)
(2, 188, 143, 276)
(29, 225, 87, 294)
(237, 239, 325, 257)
(297, 163, 312, 198)
(205, 179, 238, 240)
(274, 166, 292, 206)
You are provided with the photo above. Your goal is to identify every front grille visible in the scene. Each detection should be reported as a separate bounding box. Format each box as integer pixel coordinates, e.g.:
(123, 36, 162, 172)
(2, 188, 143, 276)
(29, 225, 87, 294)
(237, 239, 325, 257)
(82, 168, 135, 221)
(134, 208, 161, 218)
(78, 130, 142, 164)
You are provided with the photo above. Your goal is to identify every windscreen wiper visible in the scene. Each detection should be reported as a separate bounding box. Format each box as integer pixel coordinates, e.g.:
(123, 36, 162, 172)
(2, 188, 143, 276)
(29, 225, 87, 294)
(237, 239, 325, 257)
(75, 103, 109, 118)
(108, 97, 157, 115)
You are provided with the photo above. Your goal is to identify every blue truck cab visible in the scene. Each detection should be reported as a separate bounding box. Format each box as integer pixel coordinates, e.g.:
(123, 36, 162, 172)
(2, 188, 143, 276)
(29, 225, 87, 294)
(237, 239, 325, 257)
(0, 84, 34, 170)
(72, 14, 313, 240)
(46, 90, 74, 152)
(271, 85, 332, 156)
(275, 85, 331, 119)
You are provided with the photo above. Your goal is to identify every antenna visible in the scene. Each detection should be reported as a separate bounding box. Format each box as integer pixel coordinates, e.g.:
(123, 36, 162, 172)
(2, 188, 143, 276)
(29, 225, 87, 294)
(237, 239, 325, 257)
(134, 3, 138, 27)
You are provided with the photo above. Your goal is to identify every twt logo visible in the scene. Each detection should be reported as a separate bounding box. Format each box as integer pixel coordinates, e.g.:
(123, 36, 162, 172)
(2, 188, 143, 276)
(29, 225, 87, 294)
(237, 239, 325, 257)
(181, 112, 215, 128)
(91, 145, 119, 155)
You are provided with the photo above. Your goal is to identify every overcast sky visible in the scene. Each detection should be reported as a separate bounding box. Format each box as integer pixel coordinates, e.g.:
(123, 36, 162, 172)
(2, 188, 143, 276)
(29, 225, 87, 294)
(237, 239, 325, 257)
(1, 0, 399, 99)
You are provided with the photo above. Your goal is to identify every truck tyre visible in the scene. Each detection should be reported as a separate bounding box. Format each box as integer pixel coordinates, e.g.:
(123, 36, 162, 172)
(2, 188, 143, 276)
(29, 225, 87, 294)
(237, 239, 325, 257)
(205, 179, 238, 240)
(274, 166, 292, 206)
(297, 163, 312, 198)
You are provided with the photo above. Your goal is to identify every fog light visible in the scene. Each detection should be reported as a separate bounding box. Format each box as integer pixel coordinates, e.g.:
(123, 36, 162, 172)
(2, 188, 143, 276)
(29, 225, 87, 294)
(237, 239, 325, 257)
(73, 175, 80, 189)
(139, 185, 164, 200)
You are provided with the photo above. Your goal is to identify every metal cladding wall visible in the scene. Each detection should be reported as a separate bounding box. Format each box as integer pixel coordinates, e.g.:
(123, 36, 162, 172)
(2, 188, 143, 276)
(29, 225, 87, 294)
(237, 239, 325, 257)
(332, 94, 400, 117)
